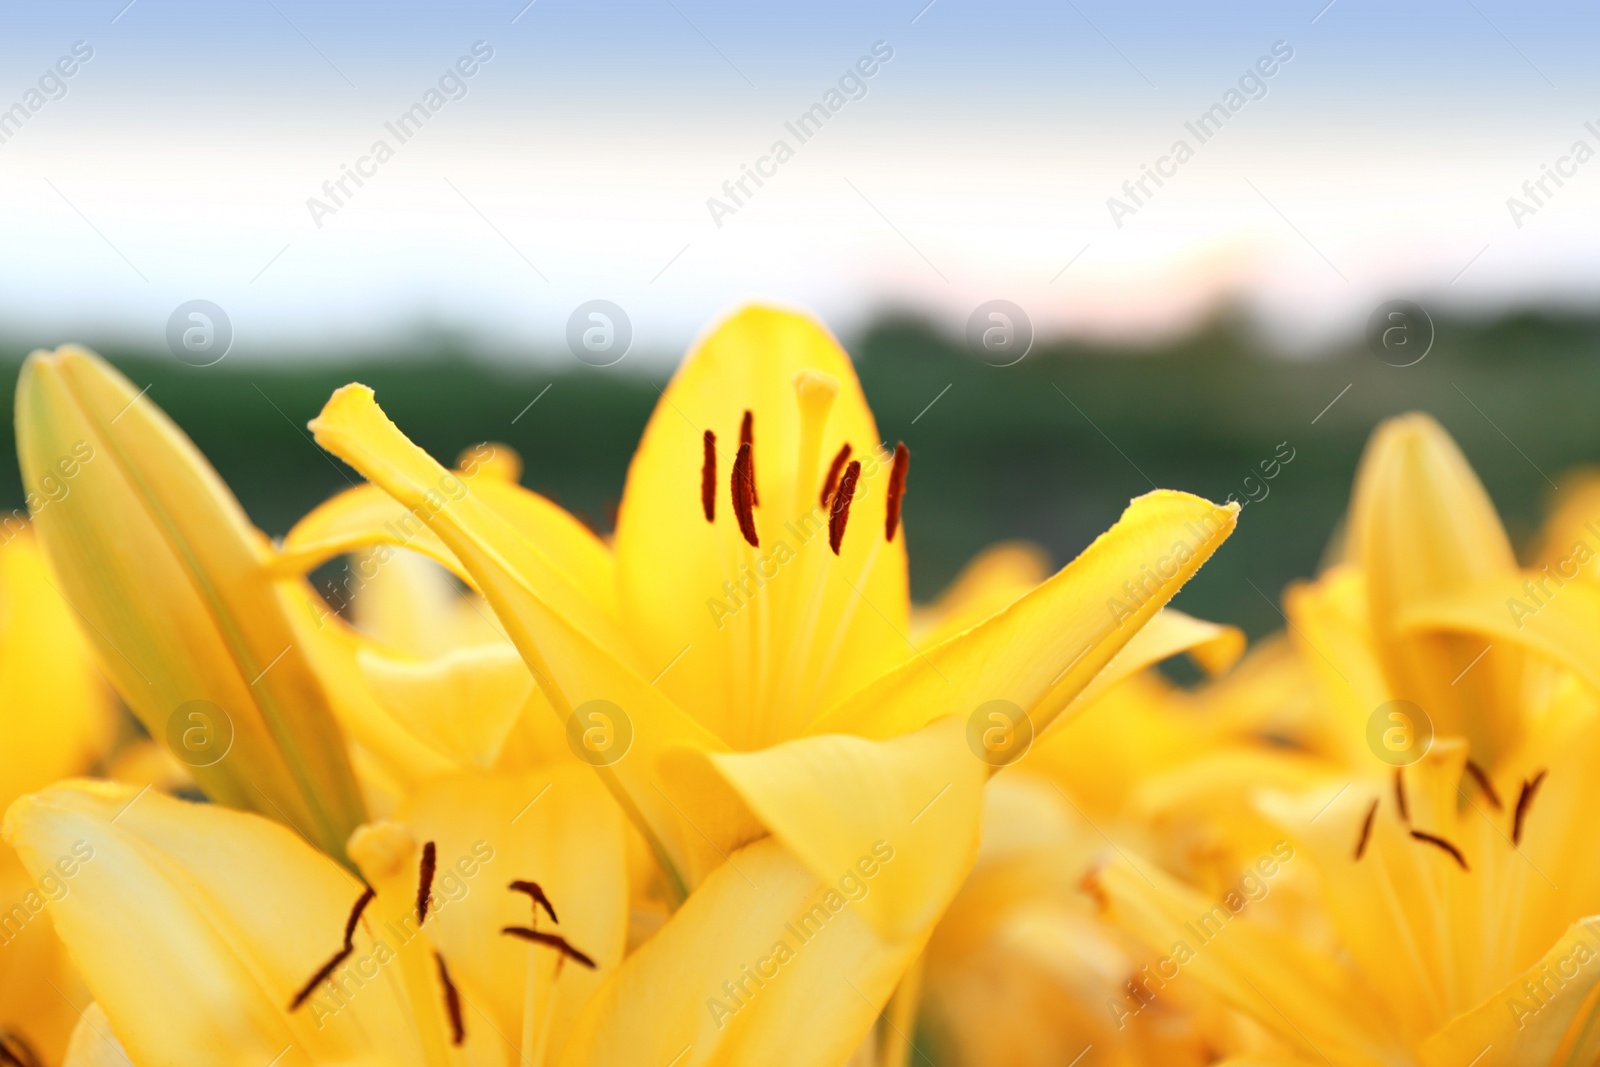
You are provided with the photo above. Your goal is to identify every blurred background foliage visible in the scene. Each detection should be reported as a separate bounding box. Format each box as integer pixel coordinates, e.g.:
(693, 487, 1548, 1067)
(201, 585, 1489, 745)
(2, 308, 1592, 640)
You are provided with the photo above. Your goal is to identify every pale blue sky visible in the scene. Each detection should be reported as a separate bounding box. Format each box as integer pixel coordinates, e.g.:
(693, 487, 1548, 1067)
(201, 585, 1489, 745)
(1, 0, 1593, 360)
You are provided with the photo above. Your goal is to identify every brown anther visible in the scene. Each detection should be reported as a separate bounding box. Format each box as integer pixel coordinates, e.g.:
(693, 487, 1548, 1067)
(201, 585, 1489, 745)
(290, 886, 376, 1010)
(1513, 769, 1547, 846)
(0, 1034, 40, 1067)
(1464, 759, 1502, 811)
(434, 951, 465, 1045)
(1077, 869, 1109, 912)
(502, 926, 598, 969)
(510, 879, 559, 924)
(739, 410, 759, 506)
(731, 442, 759, 547)
(820, 443, 852, 506)
(701, 430, 716, 522)
(1354, 798, 1378, 860)
(828, 460, 861, 555)
(416, 840, 437, 925)
(1409, 829, 1470, 871)
(885, 442, 909, 543)
(1393, 768, 1409, 824)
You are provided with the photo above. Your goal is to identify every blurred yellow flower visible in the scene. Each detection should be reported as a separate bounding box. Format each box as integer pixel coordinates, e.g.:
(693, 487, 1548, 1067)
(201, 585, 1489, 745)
(0, 527, 116, 1064)
(1092, 413, 1600, 1066)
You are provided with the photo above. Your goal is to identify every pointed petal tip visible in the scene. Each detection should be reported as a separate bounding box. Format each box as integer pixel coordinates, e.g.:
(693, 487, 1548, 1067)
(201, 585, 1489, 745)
(1126, 488, 1241, 526)
(688, 303, 847, 363)
(22, 342, 100, 368)
(456, 441, 522, 482)
(308, 382, 376, 430)
(2, 778, 144, 846)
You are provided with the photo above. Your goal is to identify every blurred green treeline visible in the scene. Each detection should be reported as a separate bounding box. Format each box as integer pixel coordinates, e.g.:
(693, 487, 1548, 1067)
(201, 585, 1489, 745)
(3, 308, 1595, 641)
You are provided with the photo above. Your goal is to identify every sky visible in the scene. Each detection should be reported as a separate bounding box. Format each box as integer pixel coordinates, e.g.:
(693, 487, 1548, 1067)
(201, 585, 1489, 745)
(0, 0, 1595, 364)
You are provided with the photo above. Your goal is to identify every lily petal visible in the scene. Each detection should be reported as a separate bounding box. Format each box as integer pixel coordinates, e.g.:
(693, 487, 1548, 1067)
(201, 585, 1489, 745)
(62, 1004, 131, 1067)
(706, 716, 986, 939)
(1060, 607, 1245, 720)
(811, 491, 1237, 742)
(1419, 918, 1600, 1067)
(0, 526, 115, 813)
(1399, 574, 1600, 695)
(558, 837, 925, 1067)
(356, 642, 533, 770)
(277, 457, 617, 621)
(912, 541, 1053, 647)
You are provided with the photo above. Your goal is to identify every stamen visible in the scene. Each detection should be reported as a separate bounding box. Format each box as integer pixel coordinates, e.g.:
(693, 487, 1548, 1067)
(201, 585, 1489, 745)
(1077, 869, 1109, 912)
(1513, 769, 1548, 846)
(701, 430, 716, 522)
(1393, 768, 1409, 824)
(502, 926, 598, 969)
(290, 886, 376, 1010)
(731, 442, 759, 547)
(885, 442, 909, 543)
(416, 840, 437, 925)
(510, 879, 559, 924)
(1464, 759, 1502, 810)
(434, 951, 465, 1046)
(740, 410, 759, 506)
(828, 460, 861, 555)
(1410, 829, 1470, 871)
(0, 1034, 40, 1067)
(820, 444, 852, 506)
(1354, 798, 1378, 860)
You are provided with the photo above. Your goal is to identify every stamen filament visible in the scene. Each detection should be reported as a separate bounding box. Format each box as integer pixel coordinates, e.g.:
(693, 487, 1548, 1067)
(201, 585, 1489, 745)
(290, 885, 376, 1010)
(434, 951, 465, 1046)
(1354, 798, 1378, 860)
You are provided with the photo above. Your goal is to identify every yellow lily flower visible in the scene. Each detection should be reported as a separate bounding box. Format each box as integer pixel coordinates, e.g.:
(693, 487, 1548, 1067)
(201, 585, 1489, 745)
(0, 526, 117, 1064)
(299, 304, 1237, 1065)
(1087, 412, 1600, 1065)
(6, 772, 627, 1067)
(15, 347, 368, 864)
